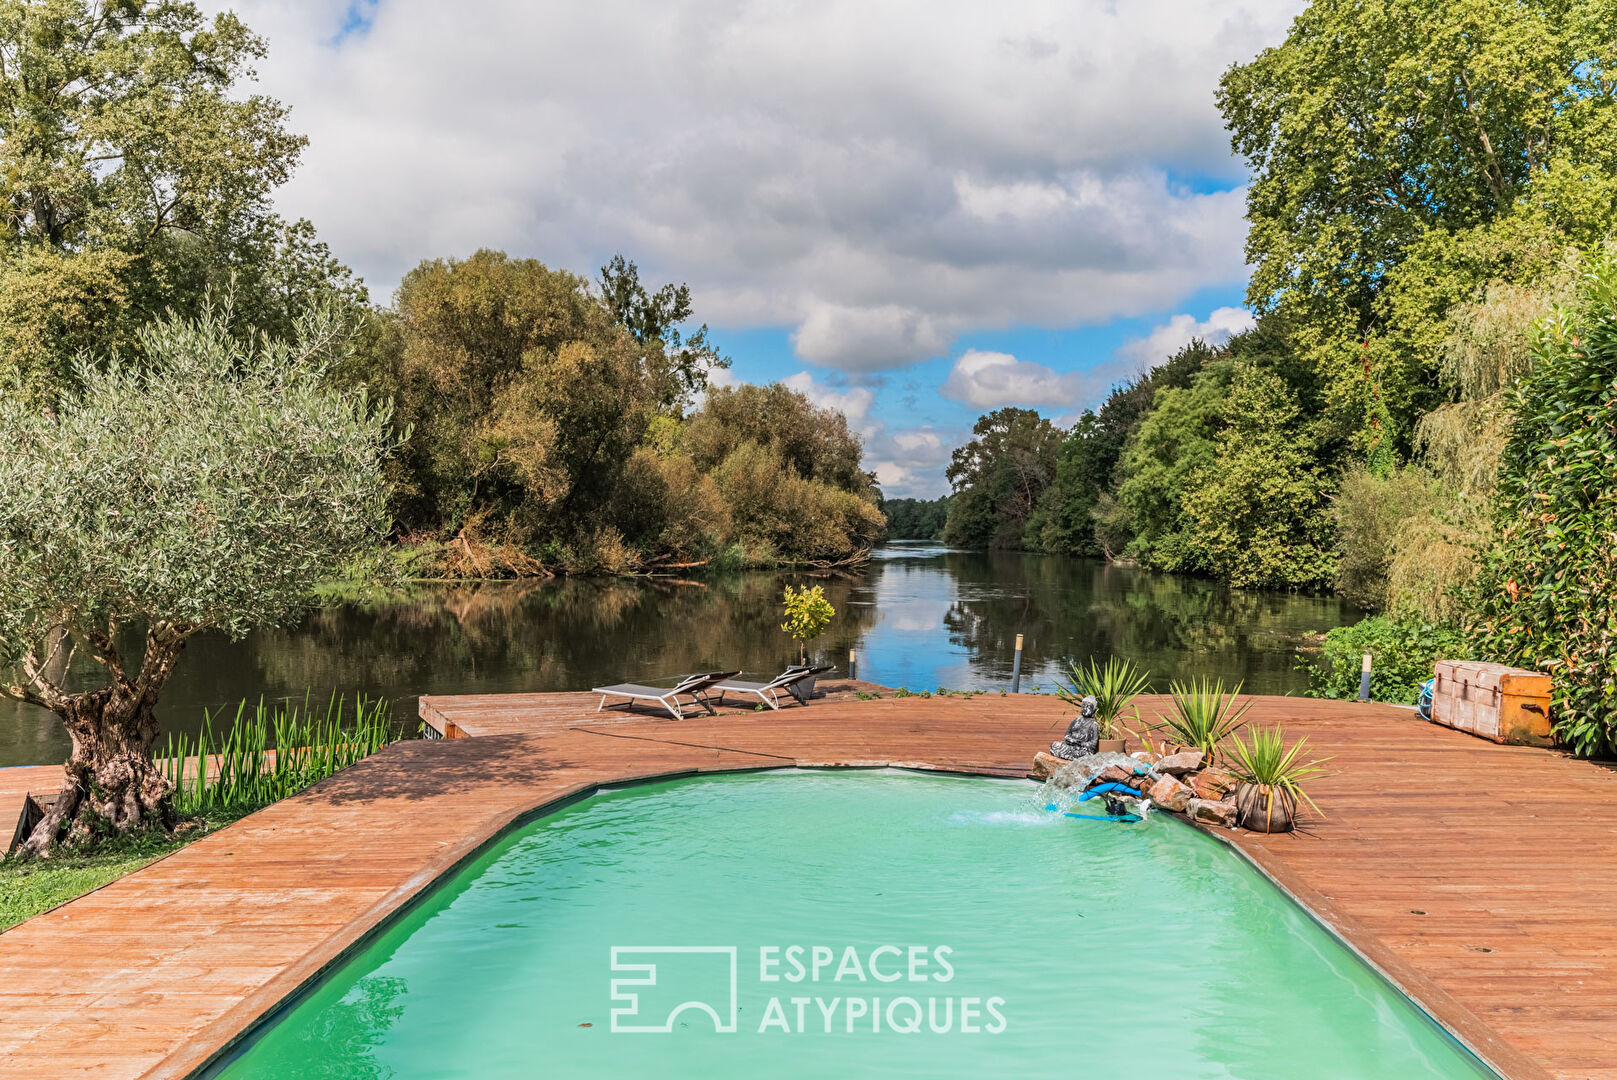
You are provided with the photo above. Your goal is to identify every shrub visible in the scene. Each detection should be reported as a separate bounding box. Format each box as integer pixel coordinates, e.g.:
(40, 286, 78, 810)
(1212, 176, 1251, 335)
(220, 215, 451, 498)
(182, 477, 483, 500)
(1470, 254, 1617, 757)
(1332, 465, 1441, 610)
(1302, 616, 1470, 702)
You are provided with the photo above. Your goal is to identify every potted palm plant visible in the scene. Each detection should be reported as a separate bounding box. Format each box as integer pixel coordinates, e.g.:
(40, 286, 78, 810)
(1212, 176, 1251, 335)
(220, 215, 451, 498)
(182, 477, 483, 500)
(1224, 726, 1332, 833)
(1057, 657, 1151, 753)
(1150, 677, 1252, 763)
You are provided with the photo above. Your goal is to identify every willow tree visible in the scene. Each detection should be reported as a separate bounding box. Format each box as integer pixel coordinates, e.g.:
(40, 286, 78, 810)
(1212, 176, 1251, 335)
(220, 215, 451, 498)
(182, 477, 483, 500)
(0, 305, 395, 855)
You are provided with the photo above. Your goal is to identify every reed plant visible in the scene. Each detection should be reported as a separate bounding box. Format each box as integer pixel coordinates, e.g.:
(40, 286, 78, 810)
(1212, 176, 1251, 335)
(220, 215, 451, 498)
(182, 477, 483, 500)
(1056, 657, 1152, 739)
(160, 694, 397, 816)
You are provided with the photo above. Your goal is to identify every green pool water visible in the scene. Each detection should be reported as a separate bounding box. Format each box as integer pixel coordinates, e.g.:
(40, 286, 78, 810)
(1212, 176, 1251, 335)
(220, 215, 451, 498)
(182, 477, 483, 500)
(208, 771, 1497, 1079)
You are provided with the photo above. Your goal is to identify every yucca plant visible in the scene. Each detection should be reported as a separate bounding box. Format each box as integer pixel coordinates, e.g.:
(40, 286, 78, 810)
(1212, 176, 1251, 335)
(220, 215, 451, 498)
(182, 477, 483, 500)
(1056, 657, 1152, 739)
(1152, 677, 1252, 762)
(1224, 726, 1333, 832)
(161, 693, 397, 817)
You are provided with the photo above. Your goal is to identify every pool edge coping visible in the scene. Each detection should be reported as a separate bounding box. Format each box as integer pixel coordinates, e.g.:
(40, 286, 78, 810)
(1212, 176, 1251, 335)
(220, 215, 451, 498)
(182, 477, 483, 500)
(156, 758, 1546, 1080)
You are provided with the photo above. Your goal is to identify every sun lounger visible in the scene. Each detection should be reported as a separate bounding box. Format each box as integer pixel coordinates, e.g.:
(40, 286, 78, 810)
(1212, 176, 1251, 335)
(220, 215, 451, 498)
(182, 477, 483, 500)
(592, 671, 738, 720)
(714, 665, 834, 710)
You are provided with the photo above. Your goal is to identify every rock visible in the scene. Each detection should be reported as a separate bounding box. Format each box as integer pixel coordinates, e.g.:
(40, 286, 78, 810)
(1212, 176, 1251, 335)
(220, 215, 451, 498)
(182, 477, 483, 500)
(1130, 751, 1161, 765)
(1096, 764, 1143, 786)
(1032, 752, 1067, 780)
(1191, 767, 1239, 802)
(1147, 775, 1193, 813)
(1155, 750, 1205, 775)
(1187, 797, 1237, 828)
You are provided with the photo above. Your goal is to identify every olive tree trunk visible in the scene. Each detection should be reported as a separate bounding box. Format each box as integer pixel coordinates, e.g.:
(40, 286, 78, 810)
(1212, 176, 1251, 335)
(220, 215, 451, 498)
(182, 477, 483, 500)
(20, 633, 186, 857)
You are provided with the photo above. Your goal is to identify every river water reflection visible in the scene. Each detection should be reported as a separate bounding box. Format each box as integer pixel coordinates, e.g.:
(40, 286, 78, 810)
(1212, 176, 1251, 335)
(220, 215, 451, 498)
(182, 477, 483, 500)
(0, 543, 1356, 766)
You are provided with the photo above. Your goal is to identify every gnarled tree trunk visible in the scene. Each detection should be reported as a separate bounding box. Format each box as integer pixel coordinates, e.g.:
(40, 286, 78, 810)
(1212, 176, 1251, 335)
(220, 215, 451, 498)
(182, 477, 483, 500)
(20, 628, 187, 857)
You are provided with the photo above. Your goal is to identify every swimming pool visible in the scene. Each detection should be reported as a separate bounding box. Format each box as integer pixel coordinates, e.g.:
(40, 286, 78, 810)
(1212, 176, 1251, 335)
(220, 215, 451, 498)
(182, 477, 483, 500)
(207, 771, 1498, 1079)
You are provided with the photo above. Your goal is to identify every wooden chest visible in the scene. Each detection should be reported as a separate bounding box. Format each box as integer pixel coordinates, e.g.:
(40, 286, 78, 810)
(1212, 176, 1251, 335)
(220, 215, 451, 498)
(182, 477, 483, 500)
(1431, 660, 1554, 746)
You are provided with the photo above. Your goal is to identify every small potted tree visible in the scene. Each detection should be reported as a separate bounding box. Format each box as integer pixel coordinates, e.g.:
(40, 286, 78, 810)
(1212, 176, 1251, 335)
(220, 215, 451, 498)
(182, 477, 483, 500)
(1225, 726, 1332, 833)
(781, 584, 835, 699)
(1057, 657, 1151, 753)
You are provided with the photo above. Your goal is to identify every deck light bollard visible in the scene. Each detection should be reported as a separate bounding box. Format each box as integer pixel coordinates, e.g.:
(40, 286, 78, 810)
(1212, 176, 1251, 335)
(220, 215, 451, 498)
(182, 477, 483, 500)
(1358, 652, 1373, 702)
(1011, 634, 1024, 694)
(849, 649, 857, 681)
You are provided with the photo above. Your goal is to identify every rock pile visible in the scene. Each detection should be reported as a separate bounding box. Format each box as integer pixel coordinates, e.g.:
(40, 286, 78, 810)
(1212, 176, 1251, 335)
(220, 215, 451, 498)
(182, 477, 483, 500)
(1034, 747, 1242, 829)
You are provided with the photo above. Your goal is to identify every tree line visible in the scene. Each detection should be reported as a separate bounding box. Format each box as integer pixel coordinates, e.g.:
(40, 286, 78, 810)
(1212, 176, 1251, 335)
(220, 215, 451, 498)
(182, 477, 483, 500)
(938, 0, 1617, 756)
(0, 1, 884, 579)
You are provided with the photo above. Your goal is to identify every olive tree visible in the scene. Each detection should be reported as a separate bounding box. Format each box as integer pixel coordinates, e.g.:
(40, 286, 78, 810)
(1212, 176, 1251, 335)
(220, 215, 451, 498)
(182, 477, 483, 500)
(0, 304, 395, 855)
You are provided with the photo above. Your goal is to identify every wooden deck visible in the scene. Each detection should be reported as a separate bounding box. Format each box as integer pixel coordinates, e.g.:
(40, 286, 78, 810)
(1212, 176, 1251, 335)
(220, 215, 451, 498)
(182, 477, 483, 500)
(0, 686, 1613, 1079)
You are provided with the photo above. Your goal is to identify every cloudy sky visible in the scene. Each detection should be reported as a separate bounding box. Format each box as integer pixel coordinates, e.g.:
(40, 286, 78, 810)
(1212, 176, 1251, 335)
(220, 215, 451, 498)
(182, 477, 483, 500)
(223, 0, 1304, 497)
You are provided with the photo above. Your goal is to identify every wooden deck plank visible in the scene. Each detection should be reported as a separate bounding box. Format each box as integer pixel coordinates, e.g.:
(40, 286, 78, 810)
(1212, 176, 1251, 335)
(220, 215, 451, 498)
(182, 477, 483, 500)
(0, 687, 1612, 1080)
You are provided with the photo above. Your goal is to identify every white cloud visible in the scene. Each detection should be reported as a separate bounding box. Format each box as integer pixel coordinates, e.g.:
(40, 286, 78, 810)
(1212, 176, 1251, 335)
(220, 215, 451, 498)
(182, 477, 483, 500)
(706, 365, 742, 391)
(216, 0, 1300, 370)
(939, 349, 1090, 409)
(782, 371, 876, 435)
(868, 426, 957, 499)
(1118, 306, 1256, 367)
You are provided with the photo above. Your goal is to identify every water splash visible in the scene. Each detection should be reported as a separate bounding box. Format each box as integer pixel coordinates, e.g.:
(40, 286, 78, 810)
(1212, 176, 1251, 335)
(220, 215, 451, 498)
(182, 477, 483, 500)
(1033, 751, 1157, 821)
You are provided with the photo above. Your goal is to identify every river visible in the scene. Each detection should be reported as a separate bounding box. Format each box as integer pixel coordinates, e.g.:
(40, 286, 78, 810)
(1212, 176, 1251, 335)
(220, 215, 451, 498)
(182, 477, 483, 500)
(0, 542, 1357, 767)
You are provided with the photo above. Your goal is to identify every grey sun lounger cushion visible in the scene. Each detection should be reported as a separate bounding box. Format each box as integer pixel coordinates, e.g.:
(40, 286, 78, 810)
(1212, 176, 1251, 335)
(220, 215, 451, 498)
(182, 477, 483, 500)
(591, 671, 739, 720)
(714, 665, 834, 709)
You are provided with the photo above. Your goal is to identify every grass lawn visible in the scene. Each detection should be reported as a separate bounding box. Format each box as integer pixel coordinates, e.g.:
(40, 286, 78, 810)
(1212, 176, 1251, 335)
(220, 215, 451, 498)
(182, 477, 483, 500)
(0, 810, 248, 932)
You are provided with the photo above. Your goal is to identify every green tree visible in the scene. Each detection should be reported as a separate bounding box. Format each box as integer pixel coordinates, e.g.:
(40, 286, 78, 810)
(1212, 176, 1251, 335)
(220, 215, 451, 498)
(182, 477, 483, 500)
(1181, 366, 1337, 589)
(1113, 360, 1234, 572)
(0, 0, 360, 390)
(880, 496, 950, 540)
(1471, 255, 1617, 757)
(377, 250, 670, 547)
(598, 254, 727, 403)
(684, 382, 876, 499)
(1219, 0, 1617, 453)
(780, 584, 835, 664)
(1031, 340, 1216, 556)
(942, 408, 1063, 549)
(688, 384, 885, 565)
(0, 304, 396, 854)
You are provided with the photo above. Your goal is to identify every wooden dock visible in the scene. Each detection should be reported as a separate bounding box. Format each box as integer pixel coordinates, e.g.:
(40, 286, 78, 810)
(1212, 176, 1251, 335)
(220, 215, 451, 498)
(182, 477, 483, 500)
(0, 685, 1613, 1079)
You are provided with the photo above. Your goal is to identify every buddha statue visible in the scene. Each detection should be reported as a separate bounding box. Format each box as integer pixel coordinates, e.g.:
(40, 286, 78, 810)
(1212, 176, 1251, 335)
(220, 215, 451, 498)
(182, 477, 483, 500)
(1049, 695, 1100, 760)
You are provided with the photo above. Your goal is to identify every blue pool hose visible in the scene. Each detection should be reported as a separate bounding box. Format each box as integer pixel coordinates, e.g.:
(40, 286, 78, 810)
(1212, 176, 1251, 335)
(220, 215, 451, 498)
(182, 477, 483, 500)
(1078, 782, 1143, 801)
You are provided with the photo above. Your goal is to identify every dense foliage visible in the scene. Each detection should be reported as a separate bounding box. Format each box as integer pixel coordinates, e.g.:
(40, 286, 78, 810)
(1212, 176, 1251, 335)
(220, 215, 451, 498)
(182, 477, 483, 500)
(347, 251, 881, 573)
(1302, 617, 1471, 703)
(1470, 258, 1617, 756)
(0, 0, 361, 392)
(881, 497, 950, 540)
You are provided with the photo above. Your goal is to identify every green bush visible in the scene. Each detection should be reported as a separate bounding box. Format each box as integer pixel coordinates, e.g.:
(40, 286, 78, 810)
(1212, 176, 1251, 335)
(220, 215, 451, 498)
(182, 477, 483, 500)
(1301, 616, 1470, 703)
(1470, 255, 1617, 757)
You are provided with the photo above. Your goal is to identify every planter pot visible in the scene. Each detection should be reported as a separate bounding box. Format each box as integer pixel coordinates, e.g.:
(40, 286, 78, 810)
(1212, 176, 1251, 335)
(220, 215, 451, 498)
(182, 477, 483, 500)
(1097, 738, 1127, 754)
(785, 664, 818, 703)
(1235, 783, 1297, 833)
